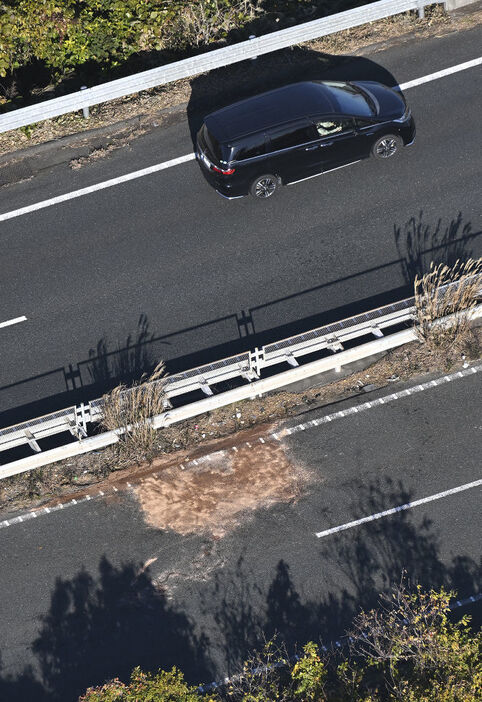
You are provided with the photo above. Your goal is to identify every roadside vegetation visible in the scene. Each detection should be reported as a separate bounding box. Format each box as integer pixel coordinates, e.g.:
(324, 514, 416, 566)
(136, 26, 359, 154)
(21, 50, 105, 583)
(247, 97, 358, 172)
(0, 0, 372, 105)
(414, 258, 482, 353)
(99, 359, 169, 464)
(79, 582, 482, 701)
(0, 2, 472, 156)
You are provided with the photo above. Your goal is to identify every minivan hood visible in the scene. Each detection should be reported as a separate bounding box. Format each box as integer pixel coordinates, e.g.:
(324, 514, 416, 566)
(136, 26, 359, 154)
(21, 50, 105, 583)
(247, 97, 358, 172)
(353, 81, 406, 119)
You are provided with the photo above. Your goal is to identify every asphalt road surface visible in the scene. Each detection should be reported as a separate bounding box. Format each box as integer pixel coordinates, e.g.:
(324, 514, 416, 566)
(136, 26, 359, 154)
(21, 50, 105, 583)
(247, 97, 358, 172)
(0, 367, 480, 700)
(0, 26, 481, 428)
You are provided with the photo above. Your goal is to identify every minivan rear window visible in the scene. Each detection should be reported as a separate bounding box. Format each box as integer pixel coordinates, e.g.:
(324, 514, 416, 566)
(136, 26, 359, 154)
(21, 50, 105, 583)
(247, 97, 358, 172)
(202, 124, 228, 163)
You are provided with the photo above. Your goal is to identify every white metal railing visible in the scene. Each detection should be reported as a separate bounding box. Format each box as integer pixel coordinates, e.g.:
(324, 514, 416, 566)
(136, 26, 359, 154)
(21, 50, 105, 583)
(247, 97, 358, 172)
(0, 0, 439, 134)
(0, 295, 417, 455)
(1, 276, 480, 461)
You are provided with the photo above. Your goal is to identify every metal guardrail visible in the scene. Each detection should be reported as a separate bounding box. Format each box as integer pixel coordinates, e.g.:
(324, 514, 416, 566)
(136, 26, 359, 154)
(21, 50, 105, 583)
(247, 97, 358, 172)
(0, 0, 439, 134)
(1, 275, 481, 458)
(1, 303, 481, 479)
(0, 296, 416, 456)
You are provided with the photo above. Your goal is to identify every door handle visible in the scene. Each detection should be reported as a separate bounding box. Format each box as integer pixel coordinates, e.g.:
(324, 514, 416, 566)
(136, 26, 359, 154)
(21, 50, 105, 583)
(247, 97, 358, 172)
(319, 141, 333, 147)
(304, 144, 319, 151)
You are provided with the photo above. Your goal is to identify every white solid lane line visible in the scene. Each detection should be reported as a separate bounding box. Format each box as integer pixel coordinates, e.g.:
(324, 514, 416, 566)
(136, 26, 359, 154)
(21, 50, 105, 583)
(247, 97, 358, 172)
(315, 478, 482, 538)
(0, 315, 27, 329)
(397, 56, 482, 91)
(0, 56, 480, 224)
(0, 153, 195, 223)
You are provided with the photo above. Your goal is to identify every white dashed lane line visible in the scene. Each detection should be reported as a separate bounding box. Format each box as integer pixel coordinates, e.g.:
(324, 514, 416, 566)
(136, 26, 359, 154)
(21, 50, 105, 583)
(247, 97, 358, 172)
(0, 57, 480, 223)
(0, 153, 196, 223)
(282, 363, 482, 438)
(0, 315, 27, 329)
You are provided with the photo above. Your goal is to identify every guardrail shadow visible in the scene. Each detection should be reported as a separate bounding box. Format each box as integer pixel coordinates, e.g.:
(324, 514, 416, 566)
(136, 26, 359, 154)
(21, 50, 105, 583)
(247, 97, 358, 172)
(187, 46, 398, 144)
(0, 212, 479, 432)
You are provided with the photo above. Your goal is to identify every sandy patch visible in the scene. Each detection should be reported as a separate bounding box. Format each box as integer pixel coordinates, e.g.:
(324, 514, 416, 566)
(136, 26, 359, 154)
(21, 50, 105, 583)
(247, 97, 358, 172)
(134, 440, 310, 537)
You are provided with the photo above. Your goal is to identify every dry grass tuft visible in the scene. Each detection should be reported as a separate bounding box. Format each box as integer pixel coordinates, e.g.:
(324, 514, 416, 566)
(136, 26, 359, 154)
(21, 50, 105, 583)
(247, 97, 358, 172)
(100, 360, 168, 464)
(414, 258, 482, 352)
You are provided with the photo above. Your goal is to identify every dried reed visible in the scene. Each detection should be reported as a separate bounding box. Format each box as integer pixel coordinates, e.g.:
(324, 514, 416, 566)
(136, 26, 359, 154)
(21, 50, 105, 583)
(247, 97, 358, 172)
(414, 258, 482, 350)
(100, 360, 168, 463)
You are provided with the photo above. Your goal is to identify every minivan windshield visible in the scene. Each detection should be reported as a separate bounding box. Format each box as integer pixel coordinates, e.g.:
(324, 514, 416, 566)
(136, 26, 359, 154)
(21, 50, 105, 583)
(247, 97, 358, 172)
(323, 81, 375, 116)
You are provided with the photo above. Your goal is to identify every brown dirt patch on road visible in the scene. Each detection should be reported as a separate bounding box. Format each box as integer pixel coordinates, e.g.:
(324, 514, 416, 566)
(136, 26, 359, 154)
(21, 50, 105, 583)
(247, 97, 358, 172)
(135, 439, 311, 537)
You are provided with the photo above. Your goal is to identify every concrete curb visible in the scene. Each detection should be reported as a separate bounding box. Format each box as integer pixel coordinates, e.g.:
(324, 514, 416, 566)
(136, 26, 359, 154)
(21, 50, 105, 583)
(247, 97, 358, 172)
(0, 102, 187, 187)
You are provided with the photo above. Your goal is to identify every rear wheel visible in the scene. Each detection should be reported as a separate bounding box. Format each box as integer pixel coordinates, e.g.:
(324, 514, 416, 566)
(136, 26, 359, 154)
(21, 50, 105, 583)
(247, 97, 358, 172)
(372, 134, 402, 159)
(250, 174, 278, 199)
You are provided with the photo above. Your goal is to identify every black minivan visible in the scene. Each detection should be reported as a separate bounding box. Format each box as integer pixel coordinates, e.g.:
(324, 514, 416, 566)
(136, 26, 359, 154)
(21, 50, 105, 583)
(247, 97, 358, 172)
(196, 80, 415, 199)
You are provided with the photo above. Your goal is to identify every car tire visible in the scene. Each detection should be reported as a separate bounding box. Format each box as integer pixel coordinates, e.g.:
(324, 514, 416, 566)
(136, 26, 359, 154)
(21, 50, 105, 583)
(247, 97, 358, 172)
(372, 134, 402, 159)
(249, 174, 279, 199)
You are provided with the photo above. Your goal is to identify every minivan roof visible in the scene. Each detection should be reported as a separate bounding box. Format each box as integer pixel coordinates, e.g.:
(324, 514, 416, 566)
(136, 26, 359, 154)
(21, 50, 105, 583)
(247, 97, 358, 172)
(205, 81, 337, 143)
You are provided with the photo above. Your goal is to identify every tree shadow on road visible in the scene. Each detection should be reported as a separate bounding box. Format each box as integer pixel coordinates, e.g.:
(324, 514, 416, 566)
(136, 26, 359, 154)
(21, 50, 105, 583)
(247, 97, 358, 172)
(0, 480, 480, 697)
(205, 476, 481, 677)
(0, 555, 213, 702)
(394, 210, 480, 285)
(87, 313, 162, 389)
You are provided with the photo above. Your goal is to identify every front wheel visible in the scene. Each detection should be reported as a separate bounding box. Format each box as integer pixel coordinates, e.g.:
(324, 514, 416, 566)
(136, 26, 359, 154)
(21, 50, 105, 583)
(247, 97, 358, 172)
(372, 134, 402, 160)
(250, 174, 279, 199)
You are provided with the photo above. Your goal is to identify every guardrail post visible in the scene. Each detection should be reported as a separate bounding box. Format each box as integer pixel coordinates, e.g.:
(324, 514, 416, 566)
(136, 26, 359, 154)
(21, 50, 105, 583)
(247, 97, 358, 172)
(249, 35, 257, 60)
(68, 419, 87, 440)
(417, 1, 425, 18)
(80, 86, 90, 118)
(200, 378, 213, 396)
(248, 348, 262, 378)
(286, 354, 299, 368)
(76, 402, 89, 433)
(24, 430, 41, 453)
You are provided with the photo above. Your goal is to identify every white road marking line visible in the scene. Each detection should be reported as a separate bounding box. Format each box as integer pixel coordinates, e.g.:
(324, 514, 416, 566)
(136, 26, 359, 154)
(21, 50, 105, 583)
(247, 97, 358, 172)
(0, 153, 195, 222)
(0, 57, 479, 223)
(397, 56, 482, 91)
(284, 363, 482, 438)
(315, 478, 482, 538)
(0, 315, 27, 329)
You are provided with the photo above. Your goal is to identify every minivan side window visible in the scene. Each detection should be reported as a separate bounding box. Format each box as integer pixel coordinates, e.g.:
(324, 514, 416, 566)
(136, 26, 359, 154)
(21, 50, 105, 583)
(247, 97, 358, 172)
(232, 135, 266, 161)
(314, 118, 354, 137)
(355, 118, 374, 129)
(268, 123, 318, 152)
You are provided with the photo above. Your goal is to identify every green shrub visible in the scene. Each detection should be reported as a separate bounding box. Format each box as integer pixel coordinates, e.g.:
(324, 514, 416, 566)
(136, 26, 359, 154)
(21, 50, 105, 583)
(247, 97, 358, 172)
(80, 665, 201, 701)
